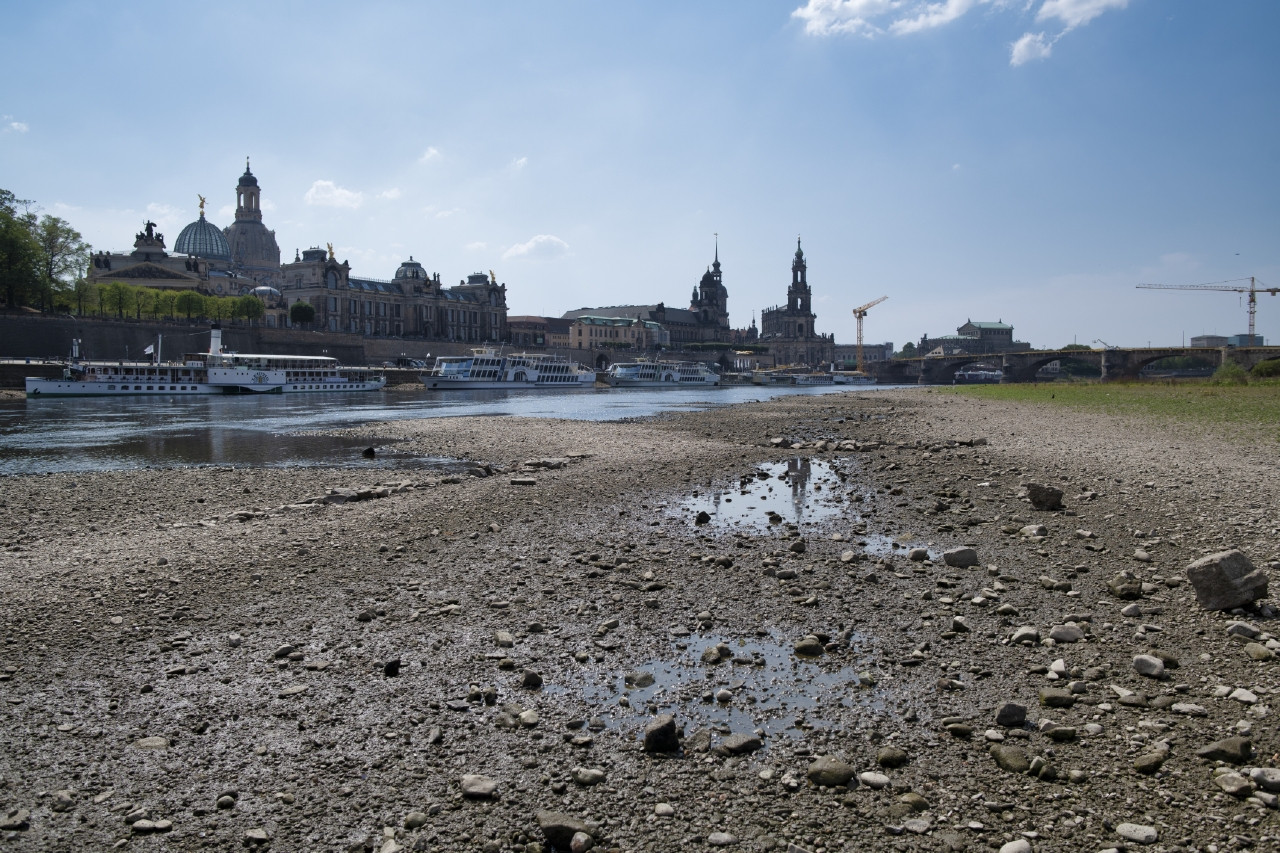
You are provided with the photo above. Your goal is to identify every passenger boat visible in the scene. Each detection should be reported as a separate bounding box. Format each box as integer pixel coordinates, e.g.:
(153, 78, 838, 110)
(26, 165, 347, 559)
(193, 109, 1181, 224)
(831, 371, 876, 386)
(24, 326, 386, 397)
(603, 360, 721, 387)
(420, 348, 595, 390)
(792, 372, 834, 386)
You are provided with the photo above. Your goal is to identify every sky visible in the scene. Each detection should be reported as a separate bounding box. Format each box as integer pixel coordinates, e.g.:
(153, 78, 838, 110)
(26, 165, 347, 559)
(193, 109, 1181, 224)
(3, 0, 1278, 349)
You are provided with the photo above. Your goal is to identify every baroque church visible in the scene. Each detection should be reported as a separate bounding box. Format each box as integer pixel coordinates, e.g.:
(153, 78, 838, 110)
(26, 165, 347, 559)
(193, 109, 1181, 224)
(758, 238, 835, 366)
(86, 161, 508, 341)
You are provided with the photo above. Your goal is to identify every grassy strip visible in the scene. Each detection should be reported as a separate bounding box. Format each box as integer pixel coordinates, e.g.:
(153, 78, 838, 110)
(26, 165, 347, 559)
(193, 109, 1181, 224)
(941, 380, 1280, 439)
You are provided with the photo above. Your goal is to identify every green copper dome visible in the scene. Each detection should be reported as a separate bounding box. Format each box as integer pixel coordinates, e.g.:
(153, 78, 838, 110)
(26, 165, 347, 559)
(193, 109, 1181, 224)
(175, 212, 231, 261)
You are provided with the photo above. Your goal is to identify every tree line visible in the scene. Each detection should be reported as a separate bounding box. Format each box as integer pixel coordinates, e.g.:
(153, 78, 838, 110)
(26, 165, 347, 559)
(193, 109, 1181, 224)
(77, 282, 268, 324)
(1, 188, 91, 311)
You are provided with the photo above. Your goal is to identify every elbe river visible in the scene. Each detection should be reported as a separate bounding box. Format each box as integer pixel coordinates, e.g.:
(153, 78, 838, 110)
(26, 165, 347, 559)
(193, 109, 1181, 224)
(0, 384, 893, 477)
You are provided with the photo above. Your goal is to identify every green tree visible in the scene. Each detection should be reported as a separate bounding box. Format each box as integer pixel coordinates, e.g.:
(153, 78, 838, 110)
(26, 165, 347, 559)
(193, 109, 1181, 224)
(134, 285, 155, 320)
(33, 215, 90, 310)
(896, 341, 917, 359)
(205, 294, 233, 322)
(153, 289, 177, 320)
(101, 281, 134, 318)
(71, 278, 97, 315)
(0, 189, 41, 309)
(235, 294, 265, 325)
(289, 300, 316, 327)
(175, 289, 203, 320)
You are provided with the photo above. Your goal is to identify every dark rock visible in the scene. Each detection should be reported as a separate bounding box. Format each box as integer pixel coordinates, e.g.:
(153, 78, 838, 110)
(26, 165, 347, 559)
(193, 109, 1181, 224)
(1026, 483, 1064, 511)
(719, 732, 763, 755)
(383, 658, 401, 677)
(990, 744, 1030, 773)
(1038, 688, 1076, 708)
(807, 755, 856, 787)
(943, 547, 979, 568)
(1196, 736, 1252, 764)
(695, 510, 712, 525)
(1107, 573, 1143, 600)
(1185, 549, 1269, 611)
(995, 702, 1027, 728)
(643, 714, 681, 753)
(537, 811, 590, 849)
(877, 746, 909, 768)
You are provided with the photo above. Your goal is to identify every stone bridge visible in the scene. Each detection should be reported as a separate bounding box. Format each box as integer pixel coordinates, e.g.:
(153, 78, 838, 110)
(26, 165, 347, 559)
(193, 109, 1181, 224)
(870, 346, 1280, 384)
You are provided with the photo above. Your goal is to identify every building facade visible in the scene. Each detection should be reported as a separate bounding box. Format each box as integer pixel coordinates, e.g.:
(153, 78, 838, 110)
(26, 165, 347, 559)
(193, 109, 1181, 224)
(918, 320, 1028, 356)
(758, 239, 835, 367)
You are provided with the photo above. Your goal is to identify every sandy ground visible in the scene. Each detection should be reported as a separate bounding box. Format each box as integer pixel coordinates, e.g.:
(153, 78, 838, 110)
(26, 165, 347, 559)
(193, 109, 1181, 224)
(1, 388, 1278, 852)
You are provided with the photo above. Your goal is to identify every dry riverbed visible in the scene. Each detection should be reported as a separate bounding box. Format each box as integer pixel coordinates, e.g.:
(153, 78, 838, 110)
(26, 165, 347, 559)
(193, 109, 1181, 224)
(1, 389, 1277, 852)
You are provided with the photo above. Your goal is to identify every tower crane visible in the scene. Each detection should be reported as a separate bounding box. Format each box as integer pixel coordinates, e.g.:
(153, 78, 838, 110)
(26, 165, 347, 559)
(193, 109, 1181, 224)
(1137, 277, 1278, 341)
(852, 296, 888, 372)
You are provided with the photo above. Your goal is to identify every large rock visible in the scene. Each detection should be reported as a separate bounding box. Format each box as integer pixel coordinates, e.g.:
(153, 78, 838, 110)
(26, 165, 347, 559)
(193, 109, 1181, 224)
(943, 547, 979, 568)
(1185, 550, 1268, 610)
(1025, 483, 1064, 511)
(806, 755, 856, 787)
(643, 714, 681, 753)
(536, 811, 591, 849)
(1196, 736, 1252, 764)
(990, 744, 1030, 774)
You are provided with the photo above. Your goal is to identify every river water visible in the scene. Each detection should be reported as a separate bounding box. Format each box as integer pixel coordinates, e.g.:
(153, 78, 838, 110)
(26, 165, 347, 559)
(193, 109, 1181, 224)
(0, 384, 889, 476)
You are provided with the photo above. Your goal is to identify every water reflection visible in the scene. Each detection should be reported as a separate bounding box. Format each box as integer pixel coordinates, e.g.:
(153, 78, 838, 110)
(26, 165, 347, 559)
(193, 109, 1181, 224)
(0, 384, 867, 476)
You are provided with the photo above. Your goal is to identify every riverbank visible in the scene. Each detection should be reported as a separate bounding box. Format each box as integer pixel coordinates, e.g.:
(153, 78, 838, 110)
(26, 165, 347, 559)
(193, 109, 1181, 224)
(1, 388, 1277, 851)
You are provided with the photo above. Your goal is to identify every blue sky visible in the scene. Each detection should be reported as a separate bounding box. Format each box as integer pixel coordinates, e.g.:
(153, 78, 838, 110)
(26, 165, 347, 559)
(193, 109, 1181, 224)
(4, 0, 1278, 348)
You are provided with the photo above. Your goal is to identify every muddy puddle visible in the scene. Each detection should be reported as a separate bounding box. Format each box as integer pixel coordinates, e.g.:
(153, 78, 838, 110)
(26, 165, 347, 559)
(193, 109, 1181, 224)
(577, 630, 885, 743)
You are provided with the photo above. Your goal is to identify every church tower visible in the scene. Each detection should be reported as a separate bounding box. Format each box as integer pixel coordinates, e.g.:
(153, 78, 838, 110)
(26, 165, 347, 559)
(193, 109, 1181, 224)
(789, 236, 811, 315)
(223, 157, 282, 284)
(234, 157, 263, 224)
(690, 235, 730, 341)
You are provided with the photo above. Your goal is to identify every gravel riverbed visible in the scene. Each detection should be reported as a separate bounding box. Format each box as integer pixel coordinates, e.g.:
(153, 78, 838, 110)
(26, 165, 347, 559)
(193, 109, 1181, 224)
(1, 388, 1277, 852)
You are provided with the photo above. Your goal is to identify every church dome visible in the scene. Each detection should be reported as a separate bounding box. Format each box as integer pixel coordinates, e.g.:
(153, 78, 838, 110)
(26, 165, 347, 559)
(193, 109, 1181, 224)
(174, 213, 231, 261)
(238, 164, 259, 187)
(394, 256, 428, 281)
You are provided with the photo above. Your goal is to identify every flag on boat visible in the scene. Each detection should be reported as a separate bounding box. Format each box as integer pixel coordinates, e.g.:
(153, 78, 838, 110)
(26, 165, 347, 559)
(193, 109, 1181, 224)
(143, 344, 154, 356)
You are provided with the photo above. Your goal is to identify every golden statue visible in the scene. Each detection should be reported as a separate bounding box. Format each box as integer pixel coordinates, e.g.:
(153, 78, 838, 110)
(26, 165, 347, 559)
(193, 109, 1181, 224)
(327, 242, 335, 260)
(489, 269, 497, 284)
(197, 194, 207, 215)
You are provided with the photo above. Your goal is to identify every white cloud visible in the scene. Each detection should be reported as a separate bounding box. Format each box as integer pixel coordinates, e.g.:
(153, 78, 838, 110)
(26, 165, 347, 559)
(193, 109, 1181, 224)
(465, 242, 488, 251)
(791, 0, 897, 37)
(217, 204, 235, 221)
(4, 120, 29, 133)
(793, 0, 1129, 65)
(510, 156, 528, 171)
(951, 162, 962, 171)
(1037, 0, 1128, 30)
(435, 208, 461, 219)
(1010, 31, 1054, 65)
(378, 188, 402, 200)
(419, 146, 440, 163)
(304, 180, 364, 209)
(502, 234, 569, 261)
(890, 0, 983, 36)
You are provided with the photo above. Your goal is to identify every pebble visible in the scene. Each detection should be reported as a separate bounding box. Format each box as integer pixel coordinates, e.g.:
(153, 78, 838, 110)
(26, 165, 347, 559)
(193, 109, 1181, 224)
(404, 812, 430, 829)
(995, 702, 1027, 727)
(1229, 687, 1258, 704)
(858, 771, 891, 790)
(133, 736, 169, 750)
(571, 767, 606, 786)
(536, 811, 590, 849)
(654, 803, 675, 817)
(806, 756, 855, 787)
(943, 547, 979, 567)
(1010, 626, 1040, 645)
(990, 744, 1030, 774)
(876, 746, 908, 768)
(1132, 654, 1165, 678)
(707, 832, 737, 846)
(1048, 623, 1084, 643)
(1196, 736, 1252, 763)
(460, 774, 499, 799)
(1115, 823, 1157, 845)
(999, 840, 1032, 853)
(1244, 642, 1275, 661)
(1214, 772, 1253, 798)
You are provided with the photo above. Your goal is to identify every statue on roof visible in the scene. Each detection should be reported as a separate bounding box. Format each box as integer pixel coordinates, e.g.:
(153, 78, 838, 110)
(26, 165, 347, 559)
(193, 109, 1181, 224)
(327, 242, 335, 261)
(198, 194, 207, 215)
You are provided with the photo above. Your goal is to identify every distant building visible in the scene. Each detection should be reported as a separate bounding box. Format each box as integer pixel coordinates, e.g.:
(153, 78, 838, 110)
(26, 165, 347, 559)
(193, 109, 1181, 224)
(1190, 334, 1229, 348)
(918, 319, 1029, 355)
(1228, 333, 1266, 346)
(569, 315, 668, 350)
(508, 316, 549, 347)
(223, 160, 282, 285)
(758, 238, 834, 367)
(279, 251, 508, 341)
(563, 242, 734, 346)
(833, 342, 893, 368)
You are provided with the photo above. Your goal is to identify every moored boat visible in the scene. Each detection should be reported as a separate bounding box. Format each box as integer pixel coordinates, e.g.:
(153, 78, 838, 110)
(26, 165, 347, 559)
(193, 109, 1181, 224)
(420, 349, 595, 390)
(831, 371, 876, 385)
(24, 326, 386, 397)
(603, 360, 720, 387)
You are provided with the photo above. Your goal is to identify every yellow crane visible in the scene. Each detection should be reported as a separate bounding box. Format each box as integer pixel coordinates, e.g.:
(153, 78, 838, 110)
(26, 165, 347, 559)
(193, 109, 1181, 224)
(1137, 277, 1277, 341)
(852, 296, 888, 372)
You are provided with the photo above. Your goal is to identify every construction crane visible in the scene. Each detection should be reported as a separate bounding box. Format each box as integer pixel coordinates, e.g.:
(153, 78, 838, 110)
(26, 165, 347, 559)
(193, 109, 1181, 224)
(1137, 277, 1278, 341)
(851, 296, 888, 372)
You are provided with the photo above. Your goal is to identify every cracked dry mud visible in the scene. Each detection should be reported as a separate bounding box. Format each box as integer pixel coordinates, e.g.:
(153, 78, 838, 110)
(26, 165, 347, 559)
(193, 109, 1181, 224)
(1, 389, 1278, 852)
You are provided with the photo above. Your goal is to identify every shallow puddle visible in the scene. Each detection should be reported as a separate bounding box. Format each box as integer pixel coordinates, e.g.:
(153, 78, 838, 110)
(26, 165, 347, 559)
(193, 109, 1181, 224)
(580, 630, 884, 742)
(680, 458, 861, 530)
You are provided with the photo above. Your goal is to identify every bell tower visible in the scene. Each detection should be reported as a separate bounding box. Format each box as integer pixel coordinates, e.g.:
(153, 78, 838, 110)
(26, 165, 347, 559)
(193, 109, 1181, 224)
(234, 157, 263, 223)
(789, 236, 810, 314)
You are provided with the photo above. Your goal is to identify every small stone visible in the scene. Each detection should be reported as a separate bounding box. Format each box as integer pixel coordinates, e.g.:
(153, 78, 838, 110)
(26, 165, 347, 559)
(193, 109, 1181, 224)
(877, 746, 909, 768)
(1215, 772, 1253, 797)
(907, 547, 929, 562)
(720, 732, 763, 755)
(858, 771, 891, 790)
(404, 812, 430, 830)
(990, 744, 1030, 774)
(1132, 654, 1165, 679)
(654, 803, 675, 817)
(570, 831, 595, 853)
(272, 644, 294, 659)
(1115, 823, 1158, 845)
(1229, 687, 1258, 704)
(460, 774, 499, 799)
(707, 832, 737, 847)
(1010, 626, 1040, 645)
(521, 669, 543, 689)
(1025, 483, 1064, 510)
(1133, 752, 1166, 774)
(1038, 688, 1075, 708)
(793, 636, 825, 657)
(999, 840, 1033, 853)
(216, 795, 235, 810)
(1048, 623, 1085, 643)
(243, 828, 270, 844)
(133, 736, 169, 749)
(571, 767, 606, 786)
(1245, 643, 1275, 661)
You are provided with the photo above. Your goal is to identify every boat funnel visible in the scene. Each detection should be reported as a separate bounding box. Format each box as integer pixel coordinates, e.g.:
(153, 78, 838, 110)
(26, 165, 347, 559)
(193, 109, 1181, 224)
(210, 323, 223, 354)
